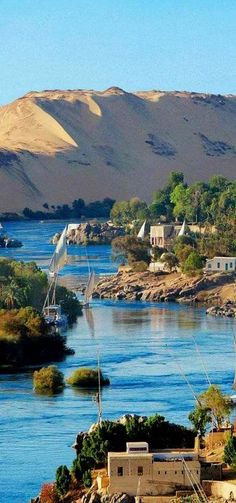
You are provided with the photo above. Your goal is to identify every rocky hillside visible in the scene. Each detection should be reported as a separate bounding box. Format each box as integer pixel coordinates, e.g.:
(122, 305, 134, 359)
(0, 87, 236, 213)
(94, 270, 236, 305)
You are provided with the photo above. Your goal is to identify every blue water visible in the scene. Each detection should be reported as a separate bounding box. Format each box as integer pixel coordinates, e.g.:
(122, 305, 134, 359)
(0, 221, 235, 503)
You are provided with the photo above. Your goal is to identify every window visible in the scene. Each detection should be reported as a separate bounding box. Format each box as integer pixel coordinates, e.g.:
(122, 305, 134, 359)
(217, 262, 220, 269)
(175, 471, 177, 474)
(208, 263, 211, 268)
(117, 467, 123, 477)
(230, 263, 233, 268)
(138, 466, 143, 476)
(164, 471, 167, 475)
(225, 263, 228, 271)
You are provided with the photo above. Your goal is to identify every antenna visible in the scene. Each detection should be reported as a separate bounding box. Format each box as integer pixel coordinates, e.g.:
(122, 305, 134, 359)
(191, 334, 211, 386)
(166, 345, 201, 405)
(96, 348, 103, 425)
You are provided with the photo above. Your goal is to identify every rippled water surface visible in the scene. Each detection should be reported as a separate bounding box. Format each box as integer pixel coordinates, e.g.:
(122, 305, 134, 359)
(0, 221, 235, 503)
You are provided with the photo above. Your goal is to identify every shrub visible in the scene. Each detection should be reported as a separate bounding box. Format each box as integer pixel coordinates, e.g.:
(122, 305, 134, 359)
(67, 368, 110, 388)
(33, 365, 65, 394)
(40, 482, 59, 503)
(223, 435, 236, 465)
(182, 251, 205, 275)
(55, 465, 71, 496)
(131, 260, 148, 272)
(82, 470, 92, 488)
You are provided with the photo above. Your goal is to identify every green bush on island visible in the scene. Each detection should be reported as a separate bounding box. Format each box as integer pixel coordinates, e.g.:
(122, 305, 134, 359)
(67, 368, 110, 388)
(0, 307, 73, 368)
(33, 365, 65, 394)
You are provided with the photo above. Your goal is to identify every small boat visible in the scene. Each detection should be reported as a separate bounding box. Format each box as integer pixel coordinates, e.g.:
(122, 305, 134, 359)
(0, 223, 3, 230)
(83, 270, 95, 309)
(44, 304, 68, 328)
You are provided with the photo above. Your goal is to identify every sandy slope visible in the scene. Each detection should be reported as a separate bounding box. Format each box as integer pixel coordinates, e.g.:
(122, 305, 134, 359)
(0, 87, 235, 212)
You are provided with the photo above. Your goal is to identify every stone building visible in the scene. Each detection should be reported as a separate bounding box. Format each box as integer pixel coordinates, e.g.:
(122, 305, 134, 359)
(108, 442, 201, 496)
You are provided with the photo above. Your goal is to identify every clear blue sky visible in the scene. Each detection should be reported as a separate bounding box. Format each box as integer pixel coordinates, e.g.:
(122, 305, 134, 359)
(0, 0, 235, 105)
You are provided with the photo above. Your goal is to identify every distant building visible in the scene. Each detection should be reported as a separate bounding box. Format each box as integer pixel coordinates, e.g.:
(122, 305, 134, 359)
(108, 442, 201, 496)
(205, 256, 236, 273)
(150, 224, 182, 249)
(150, 223, 216, 249)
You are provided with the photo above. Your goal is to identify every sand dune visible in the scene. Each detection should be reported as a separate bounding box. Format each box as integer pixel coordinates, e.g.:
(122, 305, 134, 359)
(0, 87, 235, 213)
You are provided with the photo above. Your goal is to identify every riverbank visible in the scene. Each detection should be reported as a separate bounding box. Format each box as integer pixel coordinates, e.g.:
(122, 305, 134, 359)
(93, 269, 236, 305)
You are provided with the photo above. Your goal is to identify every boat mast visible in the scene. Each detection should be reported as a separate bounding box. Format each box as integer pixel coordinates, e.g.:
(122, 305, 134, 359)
(96, 348, 103, 425)
(232, 335, 236, 390)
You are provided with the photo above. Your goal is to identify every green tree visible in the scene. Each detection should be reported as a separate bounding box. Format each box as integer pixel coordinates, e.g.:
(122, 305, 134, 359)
(188, 406, 211, 436)
(112, 236, 150, 265)
(198, 385, 232, 429)
(55, 465, 71, 496)
(182, 251, 204, 275)
(160, 252, 179, 272)
(223, 435, 236, 465)
(33, 366, 65, 394)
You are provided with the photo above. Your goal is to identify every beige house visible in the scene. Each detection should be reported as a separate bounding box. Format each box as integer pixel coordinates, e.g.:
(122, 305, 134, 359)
(150, 223, 216, 250)
(150, 225, 181, 249)
(108, 442, 201, 496)
(205, 256, 236, 273)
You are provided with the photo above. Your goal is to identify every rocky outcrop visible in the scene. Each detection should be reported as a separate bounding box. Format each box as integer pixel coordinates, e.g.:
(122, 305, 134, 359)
(93, 270, 236, 305)
(82, 492, 134, 503)
(206, 301, 236, 317)
(0, 235, 22, 248)
(52, 222, 125, 246)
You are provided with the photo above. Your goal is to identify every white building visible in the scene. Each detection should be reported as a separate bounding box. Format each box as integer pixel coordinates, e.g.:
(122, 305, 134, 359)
(205, 256, 236, 273)
(108, 442, 200, 496)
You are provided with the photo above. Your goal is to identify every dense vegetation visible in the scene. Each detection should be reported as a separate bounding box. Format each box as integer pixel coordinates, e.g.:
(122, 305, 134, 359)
(67, 368, 110, 388)
(111, 173, 236, 259)
(33, 366, 65, 394)
(0, 258, 81, 368)
(111, 172, 236, 226)
(22, 197, 115, 220)
(0, 307, 72, 368)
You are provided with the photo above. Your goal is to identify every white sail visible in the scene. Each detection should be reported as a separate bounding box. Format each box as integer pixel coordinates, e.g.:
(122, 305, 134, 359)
(0, 223, 3, 230)
(49, 225, 67, 274)
(178, 220, 186, 237)
(137, 220, 146, 240)
(84, 270, 95, 303)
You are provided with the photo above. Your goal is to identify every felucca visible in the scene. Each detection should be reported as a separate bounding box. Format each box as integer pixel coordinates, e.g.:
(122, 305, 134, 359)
(43, 225, 68, 327)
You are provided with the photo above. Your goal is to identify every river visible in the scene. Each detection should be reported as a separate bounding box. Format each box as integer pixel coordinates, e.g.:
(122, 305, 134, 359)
(0, 220, 235, 503)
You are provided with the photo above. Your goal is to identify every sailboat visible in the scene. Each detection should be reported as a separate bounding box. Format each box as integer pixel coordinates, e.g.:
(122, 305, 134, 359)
(178, 219, 186, 237)
(0, 223, 3, 231)
(83, 270, 95, 309)
(43, 226, 68, 327)
(137, 220, 146, 240)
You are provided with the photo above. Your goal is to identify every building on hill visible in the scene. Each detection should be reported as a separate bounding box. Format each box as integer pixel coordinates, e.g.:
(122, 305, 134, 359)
(150, 224, 181, 249)
(150, 223, 216, 250)
(107, 442, 201, 496)
(205, 256, 236, 273)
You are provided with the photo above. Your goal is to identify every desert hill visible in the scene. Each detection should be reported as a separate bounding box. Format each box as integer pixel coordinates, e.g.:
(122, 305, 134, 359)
(0, 87, 235, 213)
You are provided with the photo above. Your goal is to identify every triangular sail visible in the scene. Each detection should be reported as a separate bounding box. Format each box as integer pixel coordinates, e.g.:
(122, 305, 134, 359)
(49, 226, 67, 274)
(84, 270, 95, 303)
(137, 220, 146, 240)
(178, 219, 186, 237)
